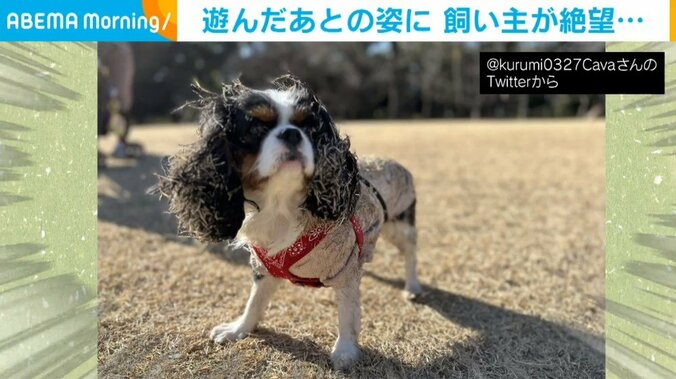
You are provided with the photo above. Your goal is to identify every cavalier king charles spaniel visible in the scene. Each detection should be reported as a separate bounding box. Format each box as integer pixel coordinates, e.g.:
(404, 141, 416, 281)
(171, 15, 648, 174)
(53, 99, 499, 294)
(153, 75, 420, 370)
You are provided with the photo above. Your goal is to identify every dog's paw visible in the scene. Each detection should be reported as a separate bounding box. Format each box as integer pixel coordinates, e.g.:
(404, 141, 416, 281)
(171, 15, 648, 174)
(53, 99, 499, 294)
(403, 281, 422, 300)
(331, 341, 360, 370)
(209, 321, 251, 343)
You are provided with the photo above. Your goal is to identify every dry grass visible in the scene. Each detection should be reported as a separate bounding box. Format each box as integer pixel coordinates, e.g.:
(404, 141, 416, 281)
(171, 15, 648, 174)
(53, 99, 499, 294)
(98, 120, 605, 378)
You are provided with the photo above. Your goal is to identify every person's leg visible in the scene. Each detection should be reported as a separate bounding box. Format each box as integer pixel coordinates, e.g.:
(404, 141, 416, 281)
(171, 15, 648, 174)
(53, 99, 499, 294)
(112, 111, 143, 158)
(97, 106, 110, 167)
(118, 111, 131, 144)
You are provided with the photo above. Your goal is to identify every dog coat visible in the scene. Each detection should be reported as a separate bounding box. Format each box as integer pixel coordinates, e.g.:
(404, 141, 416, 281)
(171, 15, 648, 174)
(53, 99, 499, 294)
(251, 216, 364, 287)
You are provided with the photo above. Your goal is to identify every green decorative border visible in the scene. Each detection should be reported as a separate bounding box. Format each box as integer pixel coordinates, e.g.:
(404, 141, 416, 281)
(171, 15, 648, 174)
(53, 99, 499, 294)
(606, 42, 676, 378)
(0, 43, 97, 378)
(0, 41, 674, 378)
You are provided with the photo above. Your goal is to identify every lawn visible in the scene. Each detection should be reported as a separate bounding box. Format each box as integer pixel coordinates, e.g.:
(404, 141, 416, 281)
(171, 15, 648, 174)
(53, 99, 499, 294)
(98, 119, 605, 378)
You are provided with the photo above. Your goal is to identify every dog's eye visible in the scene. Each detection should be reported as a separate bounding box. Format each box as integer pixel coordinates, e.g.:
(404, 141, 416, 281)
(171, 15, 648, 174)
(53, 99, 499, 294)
(291, 108, 308, 125)
(248, 105, 278, 124)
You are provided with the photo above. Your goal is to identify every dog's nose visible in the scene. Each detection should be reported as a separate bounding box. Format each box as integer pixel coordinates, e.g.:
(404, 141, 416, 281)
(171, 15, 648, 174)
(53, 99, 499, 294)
(278, 128, 302, 148)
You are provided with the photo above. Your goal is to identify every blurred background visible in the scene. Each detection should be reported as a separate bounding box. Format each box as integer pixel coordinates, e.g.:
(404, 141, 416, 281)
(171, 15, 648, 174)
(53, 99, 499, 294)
(120, 42, 605, 124)
(97, 42, 607, 377)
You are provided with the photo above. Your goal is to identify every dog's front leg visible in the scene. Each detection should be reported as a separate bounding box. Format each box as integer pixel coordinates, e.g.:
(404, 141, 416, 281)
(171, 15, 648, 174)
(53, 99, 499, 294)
(210, 275, 281, 343)
(331, 276, 361, 370)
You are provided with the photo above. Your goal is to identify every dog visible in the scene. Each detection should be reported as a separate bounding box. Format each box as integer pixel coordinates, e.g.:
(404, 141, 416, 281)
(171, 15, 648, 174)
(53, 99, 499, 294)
(153, 75, 421, 370)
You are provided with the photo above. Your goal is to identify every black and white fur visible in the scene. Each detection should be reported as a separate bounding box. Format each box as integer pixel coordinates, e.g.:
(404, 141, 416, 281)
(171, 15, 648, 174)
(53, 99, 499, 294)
(154, 75, 420, 370)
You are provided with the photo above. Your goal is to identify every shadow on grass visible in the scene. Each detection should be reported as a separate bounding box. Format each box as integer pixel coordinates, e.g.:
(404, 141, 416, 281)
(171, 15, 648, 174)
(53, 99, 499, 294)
(250, 328, 423, 377)
(249, 272, 604, 378)
(379, 272, 603, 377)
(97, 152, 249, 266)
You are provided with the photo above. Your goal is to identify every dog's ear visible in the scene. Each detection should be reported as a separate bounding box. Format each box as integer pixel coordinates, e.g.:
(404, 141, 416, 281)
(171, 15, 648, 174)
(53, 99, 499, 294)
(303, 105, 361, 222)
(153, 82, 246, 242)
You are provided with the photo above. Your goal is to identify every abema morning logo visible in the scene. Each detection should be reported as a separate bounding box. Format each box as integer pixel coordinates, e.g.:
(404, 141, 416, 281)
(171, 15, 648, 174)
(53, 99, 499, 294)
(5, 11, 170, 34)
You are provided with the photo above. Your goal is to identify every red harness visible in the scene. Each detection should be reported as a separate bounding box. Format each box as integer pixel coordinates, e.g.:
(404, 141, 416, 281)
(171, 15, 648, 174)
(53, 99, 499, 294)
(251, 216, 364, 287)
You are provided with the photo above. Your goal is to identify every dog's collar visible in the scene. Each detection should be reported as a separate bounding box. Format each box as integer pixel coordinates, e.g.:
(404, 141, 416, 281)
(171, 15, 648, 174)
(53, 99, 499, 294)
(251, 216, 364, 287)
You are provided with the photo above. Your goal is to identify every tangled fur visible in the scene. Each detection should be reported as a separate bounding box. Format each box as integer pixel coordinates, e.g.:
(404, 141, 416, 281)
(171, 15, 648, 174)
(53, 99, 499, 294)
(154, 130, 244, 242)
(150, 75, 420, 370)
(152, 75, 360, 241)
(272, 75, 360, 222)
(152, 83, 246, 242)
